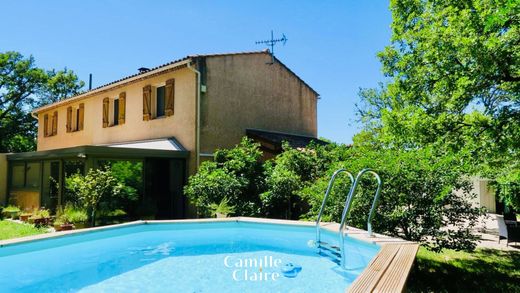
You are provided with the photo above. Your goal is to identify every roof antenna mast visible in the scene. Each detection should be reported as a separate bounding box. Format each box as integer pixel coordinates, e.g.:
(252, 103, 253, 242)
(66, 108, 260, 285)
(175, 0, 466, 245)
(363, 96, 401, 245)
(255, 30, 288, 64)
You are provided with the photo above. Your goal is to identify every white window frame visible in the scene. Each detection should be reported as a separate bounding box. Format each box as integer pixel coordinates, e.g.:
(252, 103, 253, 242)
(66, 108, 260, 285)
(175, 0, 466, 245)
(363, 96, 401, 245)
(151, 82, 166, 119)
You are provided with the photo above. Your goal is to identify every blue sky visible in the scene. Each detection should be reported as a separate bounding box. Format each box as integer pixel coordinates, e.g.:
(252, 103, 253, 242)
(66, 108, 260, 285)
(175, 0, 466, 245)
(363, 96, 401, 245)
(1, 0, 392, 143)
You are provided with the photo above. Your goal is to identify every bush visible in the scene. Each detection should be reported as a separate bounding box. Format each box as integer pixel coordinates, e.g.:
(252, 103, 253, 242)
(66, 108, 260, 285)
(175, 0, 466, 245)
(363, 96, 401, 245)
(185, 138, 264, 217)
(301, 146, 485, 252)
(65, 168, 122, 226)
(185, 136, 485, 251)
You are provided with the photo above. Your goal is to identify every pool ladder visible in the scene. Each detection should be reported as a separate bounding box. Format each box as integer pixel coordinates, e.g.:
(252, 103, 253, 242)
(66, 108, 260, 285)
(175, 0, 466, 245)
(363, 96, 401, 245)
(315, 168, 382, 269)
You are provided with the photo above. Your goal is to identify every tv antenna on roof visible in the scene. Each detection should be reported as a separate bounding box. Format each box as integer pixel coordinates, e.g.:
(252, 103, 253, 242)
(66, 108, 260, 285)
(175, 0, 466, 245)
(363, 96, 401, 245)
(255, 30, 288, 64)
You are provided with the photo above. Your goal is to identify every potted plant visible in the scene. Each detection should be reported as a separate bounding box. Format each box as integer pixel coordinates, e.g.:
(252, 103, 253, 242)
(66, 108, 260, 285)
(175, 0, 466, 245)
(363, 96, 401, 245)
(209, 198, 235, 218)
(65, 205, 88, 229)
(54, 205, 73, 231)
(19, 211, 33, 222)
(29, 209, 51, 227)
(2, 205, 21, 219)
(53, 217, 73, 231)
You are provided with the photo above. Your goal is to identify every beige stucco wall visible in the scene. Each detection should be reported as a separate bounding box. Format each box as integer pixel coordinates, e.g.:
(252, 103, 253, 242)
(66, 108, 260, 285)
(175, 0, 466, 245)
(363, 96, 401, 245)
(200, 53, 318, 153)
(0, 154, 7, 205)
(36, 67, 197, 173)
(475, 178, 496, 213)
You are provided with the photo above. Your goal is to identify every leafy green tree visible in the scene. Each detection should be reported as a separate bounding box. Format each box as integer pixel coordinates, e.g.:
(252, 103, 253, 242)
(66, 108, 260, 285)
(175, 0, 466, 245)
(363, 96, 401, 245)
(184, 138, 264, 217)
(0, 52, 46, 152)
(43, 68, 85, 104)
(357, 0, 520, 207)
(66, 168, 122, 226)
(0, 51, 84, 152)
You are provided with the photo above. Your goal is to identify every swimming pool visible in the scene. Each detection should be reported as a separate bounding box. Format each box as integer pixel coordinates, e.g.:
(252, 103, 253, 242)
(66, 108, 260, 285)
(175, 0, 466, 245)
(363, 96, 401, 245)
(0, 219, 379, 292)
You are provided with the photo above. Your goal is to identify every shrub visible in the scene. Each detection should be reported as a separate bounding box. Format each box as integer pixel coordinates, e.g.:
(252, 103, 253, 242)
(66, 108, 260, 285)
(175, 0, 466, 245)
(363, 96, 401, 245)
(185, 138, 264, 217)
(66, 168, 122, 226)
(209, 198, 235, 217)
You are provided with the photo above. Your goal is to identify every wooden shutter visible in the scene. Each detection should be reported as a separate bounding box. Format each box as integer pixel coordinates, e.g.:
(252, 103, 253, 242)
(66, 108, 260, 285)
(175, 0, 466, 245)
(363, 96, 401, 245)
(78, 103, 85, 130)
(165, 79, 175, 116)
(52, 111, 58, 135)
(103, 97, 109, 128)
(143, 85, 151, 121)
(118, 92, 126, 125)
(66, 106, 73, 132)
(43, 114, 49, 137)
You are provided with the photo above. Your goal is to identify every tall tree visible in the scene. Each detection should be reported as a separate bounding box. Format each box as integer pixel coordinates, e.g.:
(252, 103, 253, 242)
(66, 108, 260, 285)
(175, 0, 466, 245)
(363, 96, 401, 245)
(357, 0, 519, 206)
(0, 51, 84, 152)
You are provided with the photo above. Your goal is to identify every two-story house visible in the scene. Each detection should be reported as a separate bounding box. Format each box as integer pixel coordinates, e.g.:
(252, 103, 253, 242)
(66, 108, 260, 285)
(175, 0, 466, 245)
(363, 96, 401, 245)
(1, 50, 320, 219)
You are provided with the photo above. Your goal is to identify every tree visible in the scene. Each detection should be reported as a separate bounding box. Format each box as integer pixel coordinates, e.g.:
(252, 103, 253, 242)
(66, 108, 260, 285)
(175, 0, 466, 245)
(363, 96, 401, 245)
(184, 138, 264, 217)
(66, 168, 122, 226)
(43, 68, 85, 105)
(357, 0, 520, 206)
(0, 51, 84, 152)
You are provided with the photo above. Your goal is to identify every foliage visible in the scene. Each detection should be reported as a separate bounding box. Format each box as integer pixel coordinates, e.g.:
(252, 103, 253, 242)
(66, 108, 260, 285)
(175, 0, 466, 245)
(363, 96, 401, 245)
(209, 198, 235, 217)
(185, 138, 264, 217)
(0, 220, 47, 240)
(0, 51, 84, 152)
(65, 168, 122, 226)
(186, 138, 483, 251)
(29, 208, 50, 220)
(408, 247, 520, 292)
(43, 68, 85, 104)
(356, 0, 520, 210)
(300, 145, 484, 251)
(3, 205, 21, 213)
(56, 203, 88, 225)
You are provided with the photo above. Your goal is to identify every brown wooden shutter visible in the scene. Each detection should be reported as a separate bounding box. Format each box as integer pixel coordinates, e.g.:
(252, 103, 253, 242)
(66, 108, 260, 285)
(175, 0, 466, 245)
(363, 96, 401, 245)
(78, 103, 85, 130)
(103, 97, 109, 128)
(118, 92, 126, 125)
(52, 111, 58, 135)
(165, 79, 175, 116)
(143, 85, 151, 121)
(43, 114, 49, 137)
(66, 106, 72, 132)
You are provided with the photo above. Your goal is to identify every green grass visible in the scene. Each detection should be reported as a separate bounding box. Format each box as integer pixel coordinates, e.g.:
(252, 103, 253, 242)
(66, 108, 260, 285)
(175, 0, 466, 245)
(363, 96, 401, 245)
(408, 247, 520, 292)
(0, 220, 47, 240)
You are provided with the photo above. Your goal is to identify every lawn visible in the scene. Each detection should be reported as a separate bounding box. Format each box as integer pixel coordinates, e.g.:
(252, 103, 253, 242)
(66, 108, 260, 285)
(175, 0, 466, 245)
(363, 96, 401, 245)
(0, 220, 48, 240)
(408, 246, 520, 292)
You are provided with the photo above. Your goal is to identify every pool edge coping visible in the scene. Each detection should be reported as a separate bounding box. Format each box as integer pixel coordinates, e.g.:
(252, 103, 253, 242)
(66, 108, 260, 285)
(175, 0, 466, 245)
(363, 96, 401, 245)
(0, 217, 414, 248)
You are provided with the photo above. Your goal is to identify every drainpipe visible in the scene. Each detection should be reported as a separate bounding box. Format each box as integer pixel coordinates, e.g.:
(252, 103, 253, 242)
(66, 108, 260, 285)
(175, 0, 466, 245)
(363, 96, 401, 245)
(186, 60, 201, 170)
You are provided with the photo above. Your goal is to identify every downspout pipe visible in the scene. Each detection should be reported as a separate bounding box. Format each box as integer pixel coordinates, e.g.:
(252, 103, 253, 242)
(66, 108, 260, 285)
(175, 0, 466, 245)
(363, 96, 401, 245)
(187, 60, 201, 170)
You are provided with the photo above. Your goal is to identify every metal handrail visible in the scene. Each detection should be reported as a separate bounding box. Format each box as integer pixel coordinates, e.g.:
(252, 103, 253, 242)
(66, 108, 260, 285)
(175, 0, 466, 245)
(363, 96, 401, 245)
(315, 169, 355, 245)
(338, 168, 382, 268)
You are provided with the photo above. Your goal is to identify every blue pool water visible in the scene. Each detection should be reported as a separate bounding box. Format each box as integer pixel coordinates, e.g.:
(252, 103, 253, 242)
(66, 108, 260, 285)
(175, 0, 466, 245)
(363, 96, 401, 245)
(0, 221, 379, 292)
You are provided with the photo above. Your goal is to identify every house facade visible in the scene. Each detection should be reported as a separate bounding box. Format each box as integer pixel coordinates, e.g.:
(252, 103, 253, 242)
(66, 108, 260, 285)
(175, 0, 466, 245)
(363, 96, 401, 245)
(1, 50, 319, 219)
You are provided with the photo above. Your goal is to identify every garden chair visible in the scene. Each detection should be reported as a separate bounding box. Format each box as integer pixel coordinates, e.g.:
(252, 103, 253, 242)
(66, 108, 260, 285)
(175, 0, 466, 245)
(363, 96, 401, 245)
(497, 215, 520, 246)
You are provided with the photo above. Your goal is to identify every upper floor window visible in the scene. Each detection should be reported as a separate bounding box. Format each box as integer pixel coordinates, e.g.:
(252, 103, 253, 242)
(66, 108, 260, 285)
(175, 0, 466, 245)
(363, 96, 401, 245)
(142, 79, 175, 121)
(66, 103, 84, 132)
(156, 86, 165, 117)
(103, 92, 126, 128)
(43, 111, 58, 137)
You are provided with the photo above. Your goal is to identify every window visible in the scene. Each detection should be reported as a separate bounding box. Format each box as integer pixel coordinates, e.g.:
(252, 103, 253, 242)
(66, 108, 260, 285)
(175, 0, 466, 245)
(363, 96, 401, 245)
(10, 162, 41, 189)
(156, 86, 165, 117)
(76, 108, 80, 130)
(103, 93, 125, 127)
(11, 164, 25, 188)
(44, 111, 58, 137)
(143, 80, 174, 120)
(113, 98, 119, 126)
(67, 103, 84, 132)
(26, 162, 41, 188)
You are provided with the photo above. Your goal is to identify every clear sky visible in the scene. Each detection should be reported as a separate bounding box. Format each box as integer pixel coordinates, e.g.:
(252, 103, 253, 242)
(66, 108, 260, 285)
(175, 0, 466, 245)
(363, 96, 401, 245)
(1, 0, 392, 144)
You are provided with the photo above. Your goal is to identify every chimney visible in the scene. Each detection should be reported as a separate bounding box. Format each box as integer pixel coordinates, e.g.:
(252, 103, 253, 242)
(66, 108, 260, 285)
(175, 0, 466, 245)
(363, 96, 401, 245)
(138, 67, 150, 74)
